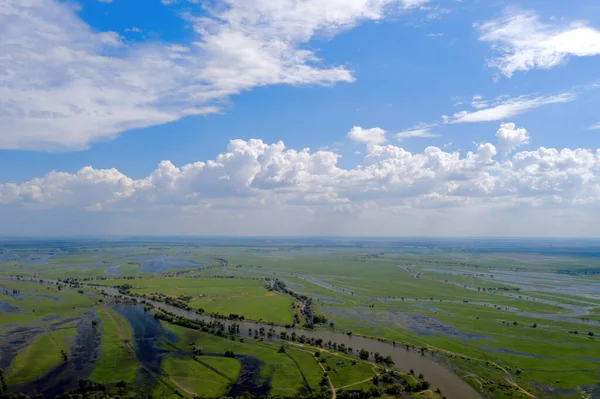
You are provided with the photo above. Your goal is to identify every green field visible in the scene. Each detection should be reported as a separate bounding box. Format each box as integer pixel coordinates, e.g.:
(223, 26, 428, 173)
(90, 307, 138, 384)
(162, 357, 239, 398)
(7, 329, 75, 385)
(95, 277, 295, 324)
(1, 240, 599, 399)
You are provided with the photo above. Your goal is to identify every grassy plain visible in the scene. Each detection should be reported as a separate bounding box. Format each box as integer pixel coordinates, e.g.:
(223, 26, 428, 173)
(7, 328, 75, 385)
(96, 278, 295, 324)
(163, 357, 237, 398)
(162, 323, 330, 394)
(90, 307, 138, 384)
(2, 240, 600, 399)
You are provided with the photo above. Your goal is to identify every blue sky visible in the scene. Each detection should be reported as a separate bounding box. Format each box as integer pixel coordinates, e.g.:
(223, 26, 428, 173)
(1, 0, 600, 236)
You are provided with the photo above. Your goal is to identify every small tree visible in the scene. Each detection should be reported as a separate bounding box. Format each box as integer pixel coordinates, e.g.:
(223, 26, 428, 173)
(359, 349, 369, 360)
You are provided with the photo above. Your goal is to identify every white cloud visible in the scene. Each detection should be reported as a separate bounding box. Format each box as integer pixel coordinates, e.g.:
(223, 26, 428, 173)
(478, 10, 600, 77)
(395, 125, 440, 141)
(2, 132, 600, 235)
(495, 122, 529, 153)
(450, 93, 574, 124)
(590, 123, 600, 130)
(471, 96, 489, 109)
(0, 0, 430, 151)
(95, 31, 123, 46)
(125, 27, 143, 33)
(2, 133, 598, 211)
(347, 126, 387, 144)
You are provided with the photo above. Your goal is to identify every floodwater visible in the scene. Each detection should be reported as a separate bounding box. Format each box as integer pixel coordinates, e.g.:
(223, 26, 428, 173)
(2, 278, 483, 398)
(138, 255, 205, 273)
(98, 286, 482, 399)
(104, 264, 124, 275)
(11, 310, 101, 398)
(290, 273, 600, 326)
(113, 303, 273, 397)
(0, 300, 20, 313)
(111, 303, 175, 373)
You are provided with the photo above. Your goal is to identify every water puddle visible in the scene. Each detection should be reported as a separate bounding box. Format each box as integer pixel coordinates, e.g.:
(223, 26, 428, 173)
(0, 301, 21, 313)
(104, 265, 124, 276)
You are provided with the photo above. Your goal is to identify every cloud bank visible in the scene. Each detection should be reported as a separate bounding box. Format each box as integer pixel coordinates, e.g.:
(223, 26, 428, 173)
(1, 124, 599, 236)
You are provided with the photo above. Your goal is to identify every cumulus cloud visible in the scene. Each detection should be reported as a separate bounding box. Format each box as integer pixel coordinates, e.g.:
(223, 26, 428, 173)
(0, 0, 431, 151)
(478, 10, 600, 77)
(347, 126, 387, 144)
(2, 130, 600, 235)
(2, 133, 599, 214)
(495, 122, 529, 153)
(450, 93, 574, 124)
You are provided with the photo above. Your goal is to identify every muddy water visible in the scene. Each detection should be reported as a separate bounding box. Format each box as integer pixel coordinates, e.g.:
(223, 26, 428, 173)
(98, 286, 481, 399)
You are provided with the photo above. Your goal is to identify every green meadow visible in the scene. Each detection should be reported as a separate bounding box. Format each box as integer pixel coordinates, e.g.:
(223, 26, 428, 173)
(1, 240, 599, 399)
(95, 277, 295, 324)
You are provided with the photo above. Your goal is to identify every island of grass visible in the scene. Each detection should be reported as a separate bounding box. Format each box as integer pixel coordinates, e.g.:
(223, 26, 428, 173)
(95, 277, 296, 325)
(89, 307, 138, 384)
(7, 328, 75, 385)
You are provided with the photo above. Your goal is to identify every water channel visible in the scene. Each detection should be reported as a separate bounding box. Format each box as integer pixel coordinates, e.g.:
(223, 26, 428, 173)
(1, 277, 483, 399)
(96, 285, 482, 399)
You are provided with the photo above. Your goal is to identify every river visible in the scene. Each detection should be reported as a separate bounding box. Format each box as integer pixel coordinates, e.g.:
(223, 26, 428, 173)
(96, 285, 482, 399)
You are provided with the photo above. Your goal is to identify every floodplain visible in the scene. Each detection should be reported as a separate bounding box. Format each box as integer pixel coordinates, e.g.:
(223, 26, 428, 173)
(0, 238, 599, 399)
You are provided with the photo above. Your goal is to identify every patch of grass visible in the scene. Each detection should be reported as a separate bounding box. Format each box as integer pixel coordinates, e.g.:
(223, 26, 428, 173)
(0, 280, 96, 326)
(318, 352, 376, 389)
(96, 278, 294, 324)
(90, 307, 138, 384)
(161, 321, 378, 395)
(7, 328, 75, 385)
(163, 357, 236, 398)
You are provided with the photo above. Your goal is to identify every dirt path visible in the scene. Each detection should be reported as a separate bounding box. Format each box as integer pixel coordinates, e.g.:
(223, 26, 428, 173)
(316, 357, 336, 399)
(287, 343, 385, 399)
(421, 343, 537, 398)
(335, 377, 373, 391)
(356, 321, 538, 398)
(167, 377, 197, 398)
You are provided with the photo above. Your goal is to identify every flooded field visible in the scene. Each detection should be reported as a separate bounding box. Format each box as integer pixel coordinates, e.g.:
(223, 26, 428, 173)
(96, 286, 482, 399)
(1, 238, 600, 399)
(9, 311, 101, 398)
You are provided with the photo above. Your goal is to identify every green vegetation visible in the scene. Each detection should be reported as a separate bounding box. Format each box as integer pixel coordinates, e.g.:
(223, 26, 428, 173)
(7, 329, 75, 385)
(2, 241, 599, 399)
(89, 307, 138, 384)
(163, 357, 238, 398)
(318, 351, 375, 388)
(96, 278, 295, 324)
